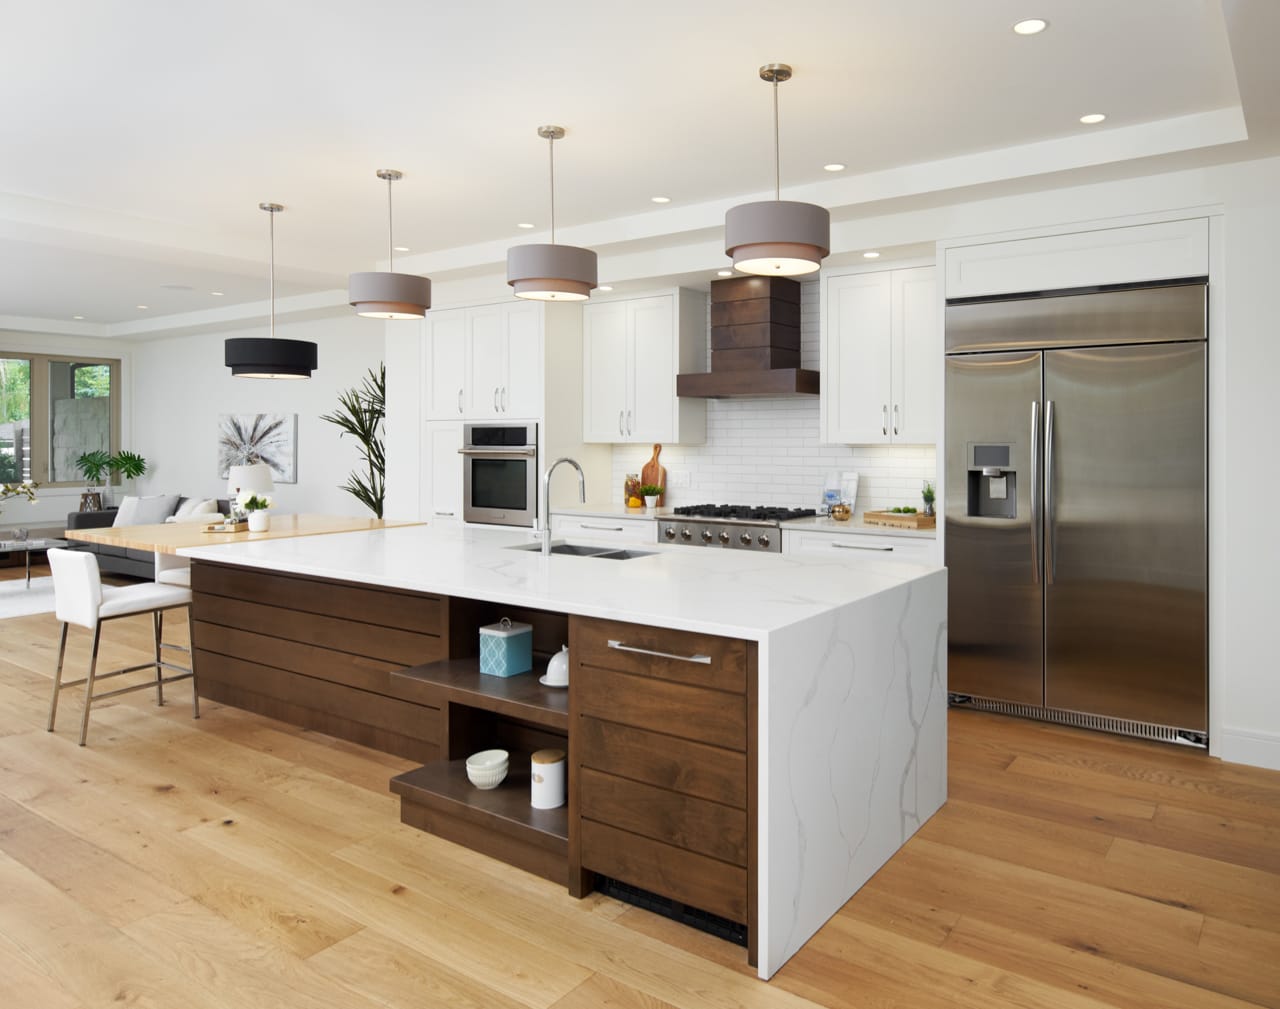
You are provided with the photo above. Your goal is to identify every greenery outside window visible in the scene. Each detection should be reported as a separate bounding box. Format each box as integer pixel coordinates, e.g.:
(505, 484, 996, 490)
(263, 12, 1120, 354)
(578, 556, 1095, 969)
(0, 352, 120, 487)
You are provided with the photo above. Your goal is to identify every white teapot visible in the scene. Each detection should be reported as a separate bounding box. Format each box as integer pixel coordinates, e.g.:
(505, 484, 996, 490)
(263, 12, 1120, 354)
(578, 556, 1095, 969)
(543, 644, 570, 687)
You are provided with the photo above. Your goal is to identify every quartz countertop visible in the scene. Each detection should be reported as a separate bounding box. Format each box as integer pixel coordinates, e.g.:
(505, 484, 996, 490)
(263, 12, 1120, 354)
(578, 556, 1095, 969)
(179, 522, 939, 640)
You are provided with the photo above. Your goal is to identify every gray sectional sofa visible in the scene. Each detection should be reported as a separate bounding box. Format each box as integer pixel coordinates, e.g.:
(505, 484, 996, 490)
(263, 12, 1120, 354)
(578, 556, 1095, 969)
(66, 496, 230, 578)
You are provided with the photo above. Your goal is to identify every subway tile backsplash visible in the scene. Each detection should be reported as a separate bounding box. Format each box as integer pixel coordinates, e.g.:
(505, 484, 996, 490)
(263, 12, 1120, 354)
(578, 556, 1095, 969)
(611, 279, 938, 514)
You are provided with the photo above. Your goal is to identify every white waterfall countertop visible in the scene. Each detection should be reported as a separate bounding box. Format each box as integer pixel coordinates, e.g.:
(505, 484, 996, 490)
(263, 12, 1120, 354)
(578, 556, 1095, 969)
(179, 521, 947, 980)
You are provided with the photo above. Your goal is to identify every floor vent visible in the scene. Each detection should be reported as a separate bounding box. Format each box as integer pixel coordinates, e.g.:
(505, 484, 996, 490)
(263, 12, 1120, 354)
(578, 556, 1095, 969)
(593, 876, 747, 947)
(948, 693, 1208, 748)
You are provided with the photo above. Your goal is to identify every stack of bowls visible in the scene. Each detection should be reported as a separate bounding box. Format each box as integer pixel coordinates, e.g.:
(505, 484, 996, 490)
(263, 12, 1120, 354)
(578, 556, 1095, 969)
(465, 748, 509, 789)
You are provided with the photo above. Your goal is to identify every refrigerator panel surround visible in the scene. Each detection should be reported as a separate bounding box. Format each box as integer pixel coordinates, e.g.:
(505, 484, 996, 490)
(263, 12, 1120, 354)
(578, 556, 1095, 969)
(1043, 343, 1207, 730)
(945, 351, 1044, 705)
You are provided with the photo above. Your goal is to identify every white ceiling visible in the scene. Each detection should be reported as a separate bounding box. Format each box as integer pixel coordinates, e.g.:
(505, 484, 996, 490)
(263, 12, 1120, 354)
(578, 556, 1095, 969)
(0, 0, 1273, 337)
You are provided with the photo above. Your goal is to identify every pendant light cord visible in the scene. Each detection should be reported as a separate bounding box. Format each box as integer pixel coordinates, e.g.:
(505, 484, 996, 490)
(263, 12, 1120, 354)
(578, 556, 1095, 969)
(548, 133, 557, 245)
(386, 175, 394, 268)
(268, 208, 276, 340)
(772, 78, 781, 202)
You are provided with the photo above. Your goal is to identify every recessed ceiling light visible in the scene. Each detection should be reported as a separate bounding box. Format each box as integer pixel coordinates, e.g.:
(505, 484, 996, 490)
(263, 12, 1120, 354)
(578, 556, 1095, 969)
(393, 245, 410, 252)
(717, 270, 734, 277)
(598, 285, 614, 292)
(1012, 18, 1048, 35)
(651, 196, 671, 204)
(72, 315, 84, 320)
(1080, 113, 1107, 124)
(863, 251, 881, 259)
(136, 304, 149, 310)
(823, 163, 846, 172)
(517, 222, 535, 229)
(210, 290, 225, 296)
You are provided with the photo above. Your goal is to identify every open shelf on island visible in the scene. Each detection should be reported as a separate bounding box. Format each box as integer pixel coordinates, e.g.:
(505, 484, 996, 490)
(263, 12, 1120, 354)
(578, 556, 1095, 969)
(391, 754, 567, 885)
(391, 655, 568, 731)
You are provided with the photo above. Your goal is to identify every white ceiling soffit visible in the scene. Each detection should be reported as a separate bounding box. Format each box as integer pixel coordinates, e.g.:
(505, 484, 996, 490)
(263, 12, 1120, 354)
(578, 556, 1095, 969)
(0, 0, 1270, 337)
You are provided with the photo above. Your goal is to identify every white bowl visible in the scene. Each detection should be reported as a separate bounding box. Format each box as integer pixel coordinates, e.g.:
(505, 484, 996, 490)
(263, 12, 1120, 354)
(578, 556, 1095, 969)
(466, 749, 509, 789)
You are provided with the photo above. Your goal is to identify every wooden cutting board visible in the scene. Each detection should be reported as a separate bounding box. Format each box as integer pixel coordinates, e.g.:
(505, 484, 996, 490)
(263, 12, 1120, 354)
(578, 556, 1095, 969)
(862, 510, 936, 530)
(640, 444, 666, 506)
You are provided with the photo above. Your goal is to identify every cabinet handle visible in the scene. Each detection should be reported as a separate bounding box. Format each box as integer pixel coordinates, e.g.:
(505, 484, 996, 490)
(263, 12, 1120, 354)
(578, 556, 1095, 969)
(626, 409, 633, 435)
(580, 524, 623, 532)
(831, 542, 893, 552)
(882, 405, 888, 436)
(493, 387, 500, 412)
(893, 404, 899, 436)
(501, 386, 508, 412)
(607, 639, 712, 665)
(434, 511, 455, 517)
(457, 389, 463, 414)
(618, 410, 624, 436)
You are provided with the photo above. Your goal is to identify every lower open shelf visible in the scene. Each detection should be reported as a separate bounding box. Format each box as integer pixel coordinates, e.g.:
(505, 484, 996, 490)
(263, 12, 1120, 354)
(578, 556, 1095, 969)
(391, 754, 568, 885)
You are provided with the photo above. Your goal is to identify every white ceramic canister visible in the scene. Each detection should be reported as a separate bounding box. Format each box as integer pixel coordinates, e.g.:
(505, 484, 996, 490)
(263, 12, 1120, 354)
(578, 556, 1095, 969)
(530, 748, 566, 810)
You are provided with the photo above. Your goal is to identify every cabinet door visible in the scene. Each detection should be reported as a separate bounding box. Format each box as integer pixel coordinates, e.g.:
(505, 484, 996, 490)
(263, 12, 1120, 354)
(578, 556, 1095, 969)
(425, 422, 463, 523)
(890, 267, 938, 444)
(824, 272, 892, 444)
(628, 295, 676, 442)
(502, 302, 544, 418)
(424, 310, 466, 420)
(582, 301, 629, 442)
(465, 306, 504, 418)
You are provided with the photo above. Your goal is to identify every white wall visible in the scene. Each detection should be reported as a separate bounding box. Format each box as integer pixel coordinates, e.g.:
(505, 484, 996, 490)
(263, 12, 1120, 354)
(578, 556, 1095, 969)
(129, 315, 385, 517)
(609, 279, 937, 513)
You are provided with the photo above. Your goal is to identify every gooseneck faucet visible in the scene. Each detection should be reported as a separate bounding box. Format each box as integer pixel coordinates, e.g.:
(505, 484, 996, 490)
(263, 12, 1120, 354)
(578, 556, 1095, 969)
(541, 457, 585, 555)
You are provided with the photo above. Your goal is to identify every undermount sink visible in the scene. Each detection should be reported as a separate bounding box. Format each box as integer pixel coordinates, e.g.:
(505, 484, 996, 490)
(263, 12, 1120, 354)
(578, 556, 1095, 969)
(508, 542, 655, 560)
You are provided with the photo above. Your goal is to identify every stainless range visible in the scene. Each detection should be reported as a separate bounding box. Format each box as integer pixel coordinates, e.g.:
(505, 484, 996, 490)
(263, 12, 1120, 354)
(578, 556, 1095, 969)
(658, 504, 817, 553)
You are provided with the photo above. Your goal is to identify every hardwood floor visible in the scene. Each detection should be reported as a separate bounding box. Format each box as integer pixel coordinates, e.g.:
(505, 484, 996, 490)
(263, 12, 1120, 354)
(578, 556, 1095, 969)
(1, 561, 1278, 1008)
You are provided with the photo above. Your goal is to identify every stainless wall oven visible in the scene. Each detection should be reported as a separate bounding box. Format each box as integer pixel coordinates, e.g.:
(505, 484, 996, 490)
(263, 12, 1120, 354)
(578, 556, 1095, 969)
(460, 422, 538, 526)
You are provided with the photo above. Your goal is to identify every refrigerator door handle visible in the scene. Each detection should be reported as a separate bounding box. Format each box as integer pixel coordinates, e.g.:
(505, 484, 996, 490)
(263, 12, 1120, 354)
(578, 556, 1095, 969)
(1045, 398, 1056, 584)
(1030, 400, 1040, 585)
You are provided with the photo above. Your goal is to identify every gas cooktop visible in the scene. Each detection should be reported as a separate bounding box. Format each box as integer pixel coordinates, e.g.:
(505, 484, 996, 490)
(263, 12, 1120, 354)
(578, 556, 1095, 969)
(671, 504, 817, 522)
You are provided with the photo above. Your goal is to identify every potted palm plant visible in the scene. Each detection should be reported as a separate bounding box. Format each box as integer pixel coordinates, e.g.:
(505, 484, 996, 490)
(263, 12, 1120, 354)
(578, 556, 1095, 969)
(75, 450, 148, 511)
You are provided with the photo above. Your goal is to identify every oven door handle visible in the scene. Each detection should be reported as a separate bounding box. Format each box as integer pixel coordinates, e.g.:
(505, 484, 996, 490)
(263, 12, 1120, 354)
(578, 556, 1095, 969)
(457, 447, 537, 457)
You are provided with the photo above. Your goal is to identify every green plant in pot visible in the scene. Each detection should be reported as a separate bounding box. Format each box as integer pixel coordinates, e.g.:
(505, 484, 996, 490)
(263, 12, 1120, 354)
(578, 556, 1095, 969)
(639, 483, 664, 508)
(321, 364, 385, 518)
(922, 480, 936, 517)
(75, 450, 148, 512)
(238, 492, 273, 532)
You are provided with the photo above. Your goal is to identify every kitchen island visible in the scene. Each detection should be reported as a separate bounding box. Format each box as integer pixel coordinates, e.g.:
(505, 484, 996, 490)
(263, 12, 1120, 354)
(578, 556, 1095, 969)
(179, 523, 946, 980)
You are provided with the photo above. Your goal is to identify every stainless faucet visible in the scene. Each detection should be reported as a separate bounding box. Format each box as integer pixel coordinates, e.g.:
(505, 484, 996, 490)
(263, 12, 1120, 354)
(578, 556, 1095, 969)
(541, 457, 585, 555)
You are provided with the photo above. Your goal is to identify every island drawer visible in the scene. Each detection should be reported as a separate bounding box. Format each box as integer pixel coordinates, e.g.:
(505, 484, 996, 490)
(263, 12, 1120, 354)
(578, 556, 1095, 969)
(571, 616, 747, 693)
(579, 766, 746, 865)
(580, 819, 748, 924)
(576, 667, 746, 751)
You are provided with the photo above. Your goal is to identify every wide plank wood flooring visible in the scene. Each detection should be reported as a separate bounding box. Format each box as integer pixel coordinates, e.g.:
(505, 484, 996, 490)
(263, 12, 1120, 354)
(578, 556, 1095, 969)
(1, 561, 1277, 1008)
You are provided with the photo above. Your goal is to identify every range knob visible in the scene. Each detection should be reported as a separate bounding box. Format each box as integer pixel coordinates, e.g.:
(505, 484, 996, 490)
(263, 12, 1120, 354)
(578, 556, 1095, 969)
(680, 527, 693, 541)
(701, 529, 714, 543)
(757, 533, 771, 549)
(718, 530, 731, 545)
(664, 526, 677, 540)
(739, 532, 752, 546)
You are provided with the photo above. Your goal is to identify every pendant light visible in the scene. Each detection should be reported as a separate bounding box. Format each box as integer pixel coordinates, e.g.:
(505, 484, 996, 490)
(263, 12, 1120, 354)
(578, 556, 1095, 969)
(507, 126, 598, 301)
(348, 169, 432, 318)
(225, 203, 318, 379)
(724, 63, 830, 276)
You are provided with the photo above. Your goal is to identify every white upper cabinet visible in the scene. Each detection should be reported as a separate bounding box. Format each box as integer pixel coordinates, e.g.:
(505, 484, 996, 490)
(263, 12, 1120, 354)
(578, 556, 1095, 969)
(424, 302, 545, 421)
(583, 289, 706, 444)
(822, 265, 939, 445)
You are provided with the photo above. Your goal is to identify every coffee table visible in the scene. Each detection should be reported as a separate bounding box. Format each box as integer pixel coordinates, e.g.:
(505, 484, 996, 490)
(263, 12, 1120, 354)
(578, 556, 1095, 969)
(0, 537, 68, 588)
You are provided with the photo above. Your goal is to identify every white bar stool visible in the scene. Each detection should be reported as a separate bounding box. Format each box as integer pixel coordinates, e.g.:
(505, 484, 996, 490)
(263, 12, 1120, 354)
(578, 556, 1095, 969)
(46, 548, 198, 746)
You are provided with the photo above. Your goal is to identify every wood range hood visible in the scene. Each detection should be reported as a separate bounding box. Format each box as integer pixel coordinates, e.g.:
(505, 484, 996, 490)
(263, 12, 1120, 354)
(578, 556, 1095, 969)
(676, 275, 819, 398)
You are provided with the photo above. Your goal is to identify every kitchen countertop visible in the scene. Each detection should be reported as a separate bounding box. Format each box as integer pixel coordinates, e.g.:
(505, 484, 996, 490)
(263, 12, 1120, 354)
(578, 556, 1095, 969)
(551, 503, 663, 521)
(179, 521, 938, 640)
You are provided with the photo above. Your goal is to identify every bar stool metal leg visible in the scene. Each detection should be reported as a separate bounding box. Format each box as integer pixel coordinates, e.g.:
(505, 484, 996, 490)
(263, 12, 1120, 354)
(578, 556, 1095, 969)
(47, 622, 70, 731)
(187, 605, 200, 719)
(79, 625, 103, 747)
(153, 610, 165, 707)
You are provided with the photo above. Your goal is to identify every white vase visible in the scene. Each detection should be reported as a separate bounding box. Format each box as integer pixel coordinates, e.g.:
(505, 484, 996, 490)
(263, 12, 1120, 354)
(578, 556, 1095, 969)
(247, 511, 270, 532)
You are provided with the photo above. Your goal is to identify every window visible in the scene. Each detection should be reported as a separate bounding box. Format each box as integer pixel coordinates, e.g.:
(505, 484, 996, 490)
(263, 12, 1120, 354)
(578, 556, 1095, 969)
(0, 352, 120, 486)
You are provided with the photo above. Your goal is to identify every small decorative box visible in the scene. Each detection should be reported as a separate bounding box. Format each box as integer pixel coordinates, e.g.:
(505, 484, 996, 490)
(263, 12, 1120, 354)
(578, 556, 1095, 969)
(478, 617, 533, 677)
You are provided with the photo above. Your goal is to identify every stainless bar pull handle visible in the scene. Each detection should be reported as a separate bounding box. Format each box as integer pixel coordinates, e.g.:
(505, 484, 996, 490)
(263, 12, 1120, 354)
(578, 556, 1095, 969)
(626, 410, 633, 435)
(457, 447, 537, 457)
(882, 405, 888, 436)
(580, 524, 623, 532)
(1030, 400, 1040, 585)
(457, 389, 463, 414)
(893, 404, 899, 436)
(618, 410, 624, 436)
(832, 542, 893, 552)
(434, 510, 455, 517)
(1045, 399, 1056, 585)
(493, 387, 500, 412)
(501, 387, 508, 412)
(607, 639, 712, 665)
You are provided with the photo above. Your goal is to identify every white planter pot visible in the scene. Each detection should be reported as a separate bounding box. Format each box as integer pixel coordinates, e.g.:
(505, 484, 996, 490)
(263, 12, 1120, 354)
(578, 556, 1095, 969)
(247, 511, 270, 532)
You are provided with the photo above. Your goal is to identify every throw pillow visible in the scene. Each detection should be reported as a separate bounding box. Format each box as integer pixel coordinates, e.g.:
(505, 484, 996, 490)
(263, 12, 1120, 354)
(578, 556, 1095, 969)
(112, 494, 180, 526)
(173, 497, 218, 519)
(166, 509, 222, 524)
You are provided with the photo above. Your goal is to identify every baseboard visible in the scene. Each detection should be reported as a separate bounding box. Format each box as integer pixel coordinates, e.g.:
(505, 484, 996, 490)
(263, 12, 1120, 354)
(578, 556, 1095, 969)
(1217, 726, 1280, 772)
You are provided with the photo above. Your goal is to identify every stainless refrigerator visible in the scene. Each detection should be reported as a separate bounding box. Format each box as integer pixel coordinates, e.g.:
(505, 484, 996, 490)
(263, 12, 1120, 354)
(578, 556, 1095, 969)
(944, 281, 1208, 746)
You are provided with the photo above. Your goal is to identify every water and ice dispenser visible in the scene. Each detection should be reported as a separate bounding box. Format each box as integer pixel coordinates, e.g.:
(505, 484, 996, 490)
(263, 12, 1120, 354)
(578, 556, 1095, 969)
(966, 444, 1017, 519)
